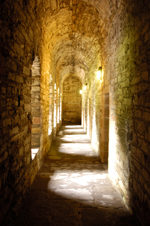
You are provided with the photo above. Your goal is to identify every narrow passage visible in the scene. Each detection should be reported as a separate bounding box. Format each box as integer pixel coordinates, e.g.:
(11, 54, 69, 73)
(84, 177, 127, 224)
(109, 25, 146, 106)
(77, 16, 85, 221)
(8, 126, 137, 226)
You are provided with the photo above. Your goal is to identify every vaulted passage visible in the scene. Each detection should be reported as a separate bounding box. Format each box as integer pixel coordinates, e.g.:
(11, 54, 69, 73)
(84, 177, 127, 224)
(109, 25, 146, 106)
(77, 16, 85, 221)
(0, 0, 150, 226)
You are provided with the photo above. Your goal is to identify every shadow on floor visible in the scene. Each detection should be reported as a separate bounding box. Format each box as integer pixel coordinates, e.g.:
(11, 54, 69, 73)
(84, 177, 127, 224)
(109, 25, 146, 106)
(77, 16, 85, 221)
(6, 125, 139, 226)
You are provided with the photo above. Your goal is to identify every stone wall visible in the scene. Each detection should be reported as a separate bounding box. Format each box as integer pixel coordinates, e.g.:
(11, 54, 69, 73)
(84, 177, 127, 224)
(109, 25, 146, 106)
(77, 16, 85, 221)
(87, 52, 102, 155)
(0, 0, 150, 225)
(101, 1, 150, 225)
(0, 1, 43, 224)
(62, 76, 82, 125)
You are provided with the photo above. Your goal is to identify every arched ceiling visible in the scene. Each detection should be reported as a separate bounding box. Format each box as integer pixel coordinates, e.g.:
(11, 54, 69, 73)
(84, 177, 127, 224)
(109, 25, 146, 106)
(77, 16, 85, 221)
(36, 0, 117, 82)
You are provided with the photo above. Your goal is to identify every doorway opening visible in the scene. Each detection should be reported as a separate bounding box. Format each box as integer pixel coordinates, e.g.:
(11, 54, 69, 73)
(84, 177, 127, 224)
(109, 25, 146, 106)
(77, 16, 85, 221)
(62, 76, 82, 125)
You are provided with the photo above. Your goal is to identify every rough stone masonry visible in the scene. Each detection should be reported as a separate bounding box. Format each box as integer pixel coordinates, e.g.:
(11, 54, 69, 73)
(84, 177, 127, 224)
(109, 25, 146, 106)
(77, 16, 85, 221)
(0, 0, 150, 226)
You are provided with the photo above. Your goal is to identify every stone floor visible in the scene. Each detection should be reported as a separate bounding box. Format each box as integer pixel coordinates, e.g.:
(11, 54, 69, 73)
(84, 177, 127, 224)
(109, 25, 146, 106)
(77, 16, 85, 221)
(7, 126, 138, 226)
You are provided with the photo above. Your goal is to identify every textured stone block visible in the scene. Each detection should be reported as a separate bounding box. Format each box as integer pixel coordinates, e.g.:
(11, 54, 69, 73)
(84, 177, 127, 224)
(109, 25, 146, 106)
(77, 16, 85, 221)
(32, 117, 41, 125)
(9, 127, 19, 137)
(32, 127, 41, 134)
(24, 136, 31, 146)
(23, 66, 30, 76)
(31, 86, 40, 92)
(16, 76, 24, 83)
(24, 104, 31, 113)
(19, 147, 24, 156)
(14, 42, 24, 56)
(1, 87, 6, 94)
(3, 118, 11, 127)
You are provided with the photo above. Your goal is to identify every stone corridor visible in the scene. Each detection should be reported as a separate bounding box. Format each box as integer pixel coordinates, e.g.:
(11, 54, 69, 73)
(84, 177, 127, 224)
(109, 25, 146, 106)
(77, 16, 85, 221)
(6, 126, 137, 226)
(1, 1, 150, 225)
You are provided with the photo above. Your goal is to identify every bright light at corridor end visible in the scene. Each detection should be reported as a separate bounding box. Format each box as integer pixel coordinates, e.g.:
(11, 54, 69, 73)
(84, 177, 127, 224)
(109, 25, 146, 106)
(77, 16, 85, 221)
(97, 66, 103, 80)
(84, 83, 87, 90)
(79, 90, 82, 94)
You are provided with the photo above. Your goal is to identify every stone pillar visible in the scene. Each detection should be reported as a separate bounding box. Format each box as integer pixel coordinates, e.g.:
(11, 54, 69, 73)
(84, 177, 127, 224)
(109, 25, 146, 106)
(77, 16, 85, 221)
(31, 56, 42, 168)
(100, 92, 109, 163)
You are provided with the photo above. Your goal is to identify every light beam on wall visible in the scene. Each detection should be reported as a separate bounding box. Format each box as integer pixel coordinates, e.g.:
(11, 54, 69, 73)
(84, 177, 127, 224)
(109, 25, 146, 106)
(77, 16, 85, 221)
(31, 148, 39, 160)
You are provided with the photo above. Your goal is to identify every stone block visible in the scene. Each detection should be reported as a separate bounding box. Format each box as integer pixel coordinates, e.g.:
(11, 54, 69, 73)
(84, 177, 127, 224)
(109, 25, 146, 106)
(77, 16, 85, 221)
(137, 138, 148, 154)
(16, 76, 24, 83)
(32, 117, 41, 125)
(7, 87, 11, 94)
(26, 77, 32, 84)
(142, 62, 148, 71)
(135, 109, 142, 118)
(11, 125, 28, 142)
(23, 86, 29, 95)
(23, 66, 30, 76)
(142, 71, 149, 81)
(31, 99, 40, 104)
(143, 112, 150, 121)
(14, 42, 24, 56)
(15, 115, 19, 124)
(31, 134, 40, 146)
(32, 110, 41, 116)
(32, 77, 40, 86)
(9, 127, 19, 137)
(3, 118, 11, 127)
(131, 76, 141, 85)
(124, 97, 132, 106)
(135, 121, 146, 139)
(24, 136, 31, 146)
(19, 147, 24, 156)
(24, 104, 31, 113)
(21, 114, 26, 121)
(26, 154, 31, 165)
(31, 86, 40, 92)
(132, 145, 145, 166)
(142, 168, 150, 182)
(31, 127, 41, 134)
(0, 151, 8, 164)
(21, 26, 31, 44)
(1, 87, 6, 94)
(31, 69, 41, 76)
(7, 99, 12, 106)
(25, 143, 30, 153)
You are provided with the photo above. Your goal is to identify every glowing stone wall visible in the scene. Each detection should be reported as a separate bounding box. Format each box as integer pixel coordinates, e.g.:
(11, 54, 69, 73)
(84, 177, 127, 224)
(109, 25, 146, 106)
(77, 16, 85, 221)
(101, 1, 150, 225)
(0, 0, 150, 226)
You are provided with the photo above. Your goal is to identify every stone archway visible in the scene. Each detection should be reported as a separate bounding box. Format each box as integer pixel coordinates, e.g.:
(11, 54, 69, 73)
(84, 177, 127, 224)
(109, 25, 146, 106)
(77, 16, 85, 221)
(62, 76, 82, 125)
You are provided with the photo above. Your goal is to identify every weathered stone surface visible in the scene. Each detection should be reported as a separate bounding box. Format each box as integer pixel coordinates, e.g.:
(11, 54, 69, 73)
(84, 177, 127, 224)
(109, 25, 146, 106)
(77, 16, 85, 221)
(5, 126, 137, 226)
(62, 76, 82, 125)
(0, 0, 150, 226)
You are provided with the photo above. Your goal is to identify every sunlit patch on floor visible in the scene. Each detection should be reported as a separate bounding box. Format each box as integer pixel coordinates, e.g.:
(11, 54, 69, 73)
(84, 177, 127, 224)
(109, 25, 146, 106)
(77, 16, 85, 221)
(64, 125, 83, 129)
(45, 125, 127, 210)
(7, 125, 136, 226)
(47, 169, 115, 205)
(58, 143, 98, 157)
(60, 134, 91, 143)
